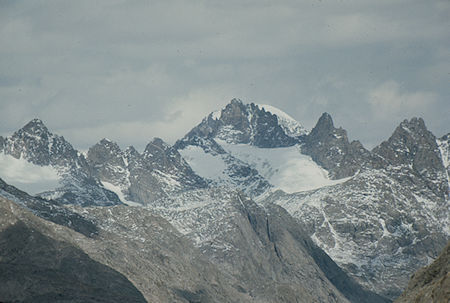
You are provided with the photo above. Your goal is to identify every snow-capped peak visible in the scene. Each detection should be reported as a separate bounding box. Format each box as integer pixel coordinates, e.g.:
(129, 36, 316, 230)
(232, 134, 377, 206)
(257, 104, 308, 137)
(179, 99, 306, 148)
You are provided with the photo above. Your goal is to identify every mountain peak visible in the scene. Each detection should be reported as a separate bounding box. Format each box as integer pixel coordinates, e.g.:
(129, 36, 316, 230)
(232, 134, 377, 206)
(179, 99, 301, 148)
(308, 112, 336, 140)
(373, 117, 447, 197)
(317, 112, 334, 129)
(257, 104, 308, 137)
(87, 139, 124, 170)
(230, 98, 244, 105)
(383, 117, 432, 147)
(21, 118, 50, 136)
(144, 138, 170, 155)
(99, 137, 114, 144)
(29, 118, 45, 124)
(303, 112, 371, 179)
(96, 138, 122, 153)
(399, 117, 426, 133)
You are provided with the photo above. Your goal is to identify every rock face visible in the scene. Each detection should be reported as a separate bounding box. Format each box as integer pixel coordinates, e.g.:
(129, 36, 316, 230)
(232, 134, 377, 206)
(302, 113, 372, 179)
(0, 119, 121, 206)
(2, 119, 80, 167)
(395, 241, 450, 303)
(373, 118, 448, 198)
(0, 136, 4, 152)
(437, 133, 450, 192)
(87, 137, 207, 205)
(147, 187, 387, 303)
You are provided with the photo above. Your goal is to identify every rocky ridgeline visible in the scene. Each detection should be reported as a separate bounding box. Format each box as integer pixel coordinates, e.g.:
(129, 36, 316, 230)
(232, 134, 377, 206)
(176, 98, 302, 149)
(301, 112, 373, 179)
(87, 137, 207, 204)
(0, 119, 120, 206)
(373, 118, 448, 198)
(0, 99, 448, 301)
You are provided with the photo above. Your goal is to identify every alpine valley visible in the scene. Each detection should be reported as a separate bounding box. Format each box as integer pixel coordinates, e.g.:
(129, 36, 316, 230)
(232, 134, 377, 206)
(0, 99, 448, 302)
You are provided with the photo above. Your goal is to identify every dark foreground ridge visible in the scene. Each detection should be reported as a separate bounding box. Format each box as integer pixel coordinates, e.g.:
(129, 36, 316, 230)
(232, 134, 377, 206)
(395, 241, 450, 303)
(0, 221, 146, 303)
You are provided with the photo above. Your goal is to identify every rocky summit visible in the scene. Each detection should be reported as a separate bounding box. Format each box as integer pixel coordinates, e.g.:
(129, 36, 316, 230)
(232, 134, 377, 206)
(301, 112, 373, 179)
(0, 99, 448, 302)
(176, 98, 305, 149)
(0, 120, 121, 206)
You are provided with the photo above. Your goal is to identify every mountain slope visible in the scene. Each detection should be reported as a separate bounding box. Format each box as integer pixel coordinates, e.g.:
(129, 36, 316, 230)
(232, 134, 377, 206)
(437, 133, 450, 191)
(0, 177, 98, 238)
(395, 241, 450, 303)
(0, 185, 251, 302)
(0, 196, 146, 303)
(148, 187, 388, 303)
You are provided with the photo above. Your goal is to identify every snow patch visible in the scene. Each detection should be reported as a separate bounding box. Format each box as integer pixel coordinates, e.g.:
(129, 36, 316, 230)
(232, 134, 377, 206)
(101, 181, 141, 206)
(217, 141, 350, 193)
(437, 138, 449, 168)
(179, 145, 228, 180)
(211, 110, 221, 120)
(0, 153, 60, 195)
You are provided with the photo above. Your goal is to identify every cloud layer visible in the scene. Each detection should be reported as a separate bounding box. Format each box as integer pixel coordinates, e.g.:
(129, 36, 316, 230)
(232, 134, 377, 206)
(1, 0, 449, 149)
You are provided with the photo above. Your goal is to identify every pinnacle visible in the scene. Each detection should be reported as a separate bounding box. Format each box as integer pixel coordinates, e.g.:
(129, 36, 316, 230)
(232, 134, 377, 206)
(318, 112, 334, 126)
(230, 98, 244, 105)
(21, 118, 50, 135)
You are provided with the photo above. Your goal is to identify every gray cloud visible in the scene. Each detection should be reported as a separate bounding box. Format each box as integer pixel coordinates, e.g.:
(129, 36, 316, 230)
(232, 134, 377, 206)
(1, 0, 449, 150)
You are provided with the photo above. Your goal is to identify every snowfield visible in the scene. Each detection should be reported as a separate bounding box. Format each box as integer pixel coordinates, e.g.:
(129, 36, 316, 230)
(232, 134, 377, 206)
(219, 140, 351, 193)
(180, 140, 351, 194)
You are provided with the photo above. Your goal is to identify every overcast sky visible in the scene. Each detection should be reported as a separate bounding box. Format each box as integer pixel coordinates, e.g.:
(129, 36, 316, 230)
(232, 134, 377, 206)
(1, 0, 449, 151)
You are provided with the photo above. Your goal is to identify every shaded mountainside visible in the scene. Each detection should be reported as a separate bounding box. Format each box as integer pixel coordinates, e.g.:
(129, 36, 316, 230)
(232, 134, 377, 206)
(0, 183, 378, 303)
(0, 177, 98, 238)
(0, 194, 250, 302)
(263, 203, 390, 303)
(0, 197, 146, 303)
(395, 241, 450, 303)
(437, 133, 450, 190)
